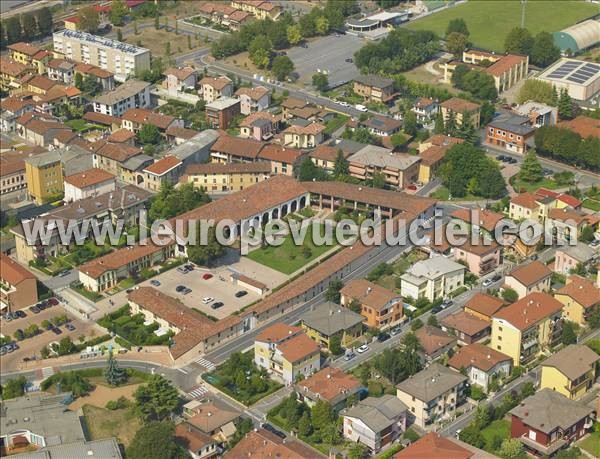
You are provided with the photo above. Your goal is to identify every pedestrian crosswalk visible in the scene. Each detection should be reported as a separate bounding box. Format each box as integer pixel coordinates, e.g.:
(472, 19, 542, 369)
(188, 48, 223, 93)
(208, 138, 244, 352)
(194, 357, 216, 372)
(187, 386, 208, 400)
(41, 367, 54, 379)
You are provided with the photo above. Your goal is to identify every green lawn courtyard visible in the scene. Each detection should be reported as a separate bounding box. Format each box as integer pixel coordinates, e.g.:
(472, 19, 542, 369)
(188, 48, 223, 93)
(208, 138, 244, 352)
(405, 1, 599, 52)
(246, 223, 338, 274)
(578, 431, 600, 458)
(480, 419, 511, 454)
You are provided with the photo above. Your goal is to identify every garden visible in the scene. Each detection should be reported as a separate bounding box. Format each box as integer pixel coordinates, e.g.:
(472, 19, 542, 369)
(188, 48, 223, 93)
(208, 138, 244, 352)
(583, 187, 600, 212)
(97, 305, 174, 347)
(65, 119, 105, 133)
(202, 351, 282, 406)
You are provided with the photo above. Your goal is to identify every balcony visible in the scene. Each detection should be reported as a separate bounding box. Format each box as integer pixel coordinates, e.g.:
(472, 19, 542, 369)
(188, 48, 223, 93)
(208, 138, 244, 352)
(520, 435, 567, 456)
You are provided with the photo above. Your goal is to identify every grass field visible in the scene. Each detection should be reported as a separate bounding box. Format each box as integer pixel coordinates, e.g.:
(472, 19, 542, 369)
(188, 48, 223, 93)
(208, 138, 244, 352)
(82, 404, 141, 447)
(246, 223, 337, 274)
(510, 177, 560, 193)
(405, 1, 599, 52)
(578, 432, 600, 458)
(481, 419, 510, 453)
(125, 28, 207, 57)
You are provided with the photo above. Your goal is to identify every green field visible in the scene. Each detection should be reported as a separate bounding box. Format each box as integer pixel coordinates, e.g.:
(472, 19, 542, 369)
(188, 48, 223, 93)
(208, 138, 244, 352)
(481, 419, 511, 454)
(406, 1, 599, 52)
(578, 432, 600, 458)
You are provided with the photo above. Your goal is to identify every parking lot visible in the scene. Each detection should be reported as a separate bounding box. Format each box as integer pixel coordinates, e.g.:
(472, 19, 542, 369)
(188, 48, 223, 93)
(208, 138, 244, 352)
(287, 34, 364, 86)
(137, 253, 287, 319)
(0, 304, 98, 373)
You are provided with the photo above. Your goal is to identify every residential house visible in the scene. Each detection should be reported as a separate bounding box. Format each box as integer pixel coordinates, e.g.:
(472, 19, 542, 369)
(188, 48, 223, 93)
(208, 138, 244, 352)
(254, 323, 320, 384)
(554, 243, 597, 275)
(163, 67, 198, 96)
(63, 167, 116, 202)
(448, 343, 512, 391)
(440, 310, 491, 345)
(418, 133, 464, 153)
(486, 117, 536, 154)
(509, 389, 594, 456)
(418, 143, 456, 184)
(412, 97, 439, 124)
(283, 121, 325, 148)
(400, 257, 466, 302)
(74, 62, 115, 90)
(46, 59, 76, 84)
(1, 96, 35, 132)
(258, 143, 303, 176)
(450, 208, 506, 236)
(342, 395, 408, 454)
(121, 108, 183, 136)
(8, 42, 50, 72)
(16, 113, 72, 147)
(166, 126, 200, 146)
(415, 326, 457, 362)
(280, 97, 314, 120)
(63, 4, 111, 30)
(0, 253, 38, 312)
(300, 301, 364, 350)
(118, 153, 154, 186)
(309, 144, 351, 173)
(183, 399, 241, 442)
(555, 275, 600, 327)
(90, 140, 144, 177)
(143, 156, 183, 192)
(182, 162, 271, 194)
(239, 111, 280, 141)
(348, 145, 420, 189)
(224, 429, 320, 459)
(395, 432, 494, 459)
(348, 115, 403, 137)
(452, 238, 502, 276)
(547, 207, 599, 243)
(83, 111, 122, 131)
(92, 79, 151, 117)
(197, 3, 253, 31)
(440, 97, 481, 128)
(174, 423, 218, 459)
(340, 278, 404, 329)
(107, 128, 136, 145)
(353, 74, 395, 104)
(199, 76, 233, 103)
(235, 85, 271, 115)
(0, 58, 34, 92)
(231, 0, 281, 20)
(491, 292, 565, 365)
(508, 188, 582, 222)
(513, 101, 558, 127)
(463, 292, 507, 322)
(505, 260, 552, 299)
(540, 344, 599, 399)
(205, 97, 241, 129)
(210, 134, 264, 163)
(295, 367, 363, 411)
(396, 363, 468, 430)
(0, 146, 45, 195)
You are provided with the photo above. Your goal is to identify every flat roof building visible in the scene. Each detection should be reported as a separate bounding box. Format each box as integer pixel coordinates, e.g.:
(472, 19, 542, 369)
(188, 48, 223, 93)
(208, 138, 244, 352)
(535, 58, 600, 102)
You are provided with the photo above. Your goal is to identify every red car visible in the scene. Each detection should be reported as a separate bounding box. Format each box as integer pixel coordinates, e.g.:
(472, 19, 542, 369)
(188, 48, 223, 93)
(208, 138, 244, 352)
(407, 184, 417, 191)
(202, 273, 213, 280)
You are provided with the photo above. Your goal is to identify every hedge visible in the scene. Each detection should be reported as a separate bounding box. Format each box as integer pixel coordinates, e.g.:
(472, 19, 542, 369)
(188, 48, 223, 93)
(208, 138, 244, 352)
(115, 336, 132, 350)
(75, 334, 112, 351)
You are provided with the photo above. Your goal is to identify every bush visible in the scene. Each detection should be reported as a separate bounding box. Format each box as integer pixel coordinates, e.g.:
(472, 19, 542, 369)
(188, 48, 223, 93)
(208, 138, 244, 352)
(106, 396, 130, 410)
(470, 385, 486, 401)
(115, 336, 132, 350)
(404, 428, 420, 442)
(75, 334, 112, 352)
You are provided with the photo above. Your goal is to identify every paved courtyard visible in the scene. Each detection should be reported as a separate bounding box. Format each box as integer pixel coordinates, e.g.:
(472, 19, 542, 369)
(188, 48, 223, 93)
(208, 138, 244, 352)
(287, 34, 364, 86)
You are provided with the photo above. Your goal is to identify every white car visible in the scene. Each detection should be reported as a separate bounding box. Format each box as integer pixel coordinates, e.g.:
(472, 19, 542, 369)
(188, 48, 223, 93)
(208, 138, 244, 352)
(339, 101, 350, 107)
(482, 278, 494, 288)
(202, 297, 214, 304)
(356, 344, 369, 353)
(355, 104, 368, 112)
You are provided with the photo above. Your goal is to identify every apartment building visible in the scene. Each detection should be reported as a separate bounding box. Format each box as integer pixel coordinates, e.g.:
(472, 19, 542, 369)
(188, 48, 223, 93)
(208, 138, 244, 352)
(283, 122, 325, 148)
(440, 310, 491, 345)
(258, 144, 303, 176)
(505, 261, 552, 299)
(396, 433, 486, 459)
(348, 115, 402, 137)
(300, 302, 364, 350)
(142, 156, 183, 192)
(182, 162, 271, 193)
(205, 97, 241, 129)
(121, 108, 183, 135)
(309, 145, 351, 173)
(296, 368, 363, 411)
(231, 0, 281, 20)
(486, 118, 536, 154)
(540, 344, 599, 400)
(92, 79, 151, 117)
(448, 343, 512, 391)
(163, 66, 197, 95)
(508, 187, 582, 222)
(353, 74, 395, 104)
(491, 292, 564, 365)
(0, 57, 35, 92)
(348, 145, 420, 189)
(555, 275, 600, 327)
(53, 30, 150, 81)
(254, 323, 320, 384)
(63, 167, 116, 202)
(453, 238, 502, 276)
(400, 257, 466, 302)
(554, 243, 597, 276)
(0, 147, 44, 195)
(239, 111, 280, 141)
(0, 253, 38, 312)
(340, 278, 404, 329)
(235, 85, 271, 115)
(440, 97, 481, 128)
(412, 97, 439, 124)
(396, 363, 467, 430)
(415, 326, 457, 362)
(199, 76, 234, 103)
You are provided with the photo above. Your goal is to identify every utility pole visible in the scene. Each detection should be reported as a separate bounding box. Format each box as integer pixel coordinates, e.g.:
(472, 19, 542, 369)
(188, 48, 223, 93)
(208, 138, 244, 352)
(521, 0, 527, 28)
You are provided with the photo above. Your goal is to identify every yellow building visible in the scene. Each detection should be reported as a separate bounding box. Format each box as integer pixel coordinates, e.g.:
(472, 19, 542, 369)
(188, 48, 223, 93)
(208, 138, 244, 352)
(555, 275, 600, 327)
(24, 151, 64, 204)
(300, 302, 364, 349)
(8, 42, 50, 74)
(491, 292, 564, 366)
(0, 58, 35, 92)
(254, 323, 320, 384)
(440, 97, 481, 128)
(230, 0, 281, 20)
(540, 344, 599, 399)
(183, 162, 272, 194)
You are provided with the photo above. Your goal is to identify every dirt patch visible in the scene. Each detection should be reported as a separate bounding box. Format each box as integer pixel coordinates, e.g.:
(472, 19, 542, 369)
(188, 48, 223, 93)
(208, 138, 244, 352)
(69, 382, 142, 410)
(125, 28, 206, 58)
(82, 404, 142, 447)
(224, 51, 264, 77)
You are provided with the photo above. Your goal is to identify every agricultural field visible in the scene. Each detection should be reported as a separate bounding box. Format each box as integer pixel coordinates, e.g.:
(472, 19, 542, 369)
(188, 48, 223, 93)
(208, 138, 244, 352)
(405, 1, 599, 52)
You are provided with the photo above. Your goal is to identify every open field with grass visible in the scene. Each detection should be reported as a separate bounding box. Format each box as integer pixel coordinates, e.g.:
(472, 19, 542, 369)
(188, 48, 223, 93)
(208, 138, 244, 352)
(578, 432, 600, 458)
(510, 177, 560, 193)
(82, 405, 141, 447)
(405, 1, 599, 52)
(481, 419, 510, 454)
(124, 28, 207, 57)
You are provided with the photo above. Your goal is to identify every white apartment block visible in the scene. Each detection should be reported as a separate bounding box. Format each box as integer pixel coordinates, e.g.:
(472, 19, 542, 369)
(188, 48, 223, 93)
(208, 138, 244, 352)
(400, 257, 466, 302)
(92, 79, 151, 117)
(53, 30, 150, 81)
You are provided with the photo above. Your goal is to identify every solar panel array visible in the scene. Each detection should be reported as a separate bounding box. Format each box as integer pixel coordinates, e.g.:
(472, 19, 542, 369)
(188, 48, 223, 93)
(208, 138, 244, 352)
(60, 29, 145, 55)
(544, 60, 600, 85)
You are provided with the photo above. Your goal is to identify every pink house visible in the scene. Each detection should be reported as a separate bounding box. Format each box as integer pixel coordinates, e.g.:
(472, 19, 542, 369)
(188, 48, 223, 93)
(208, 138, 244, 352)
(239, 111, 280, 141)
(554, 243, 597, 275)
(453, 239, 502, 276)
(163, 67, 197, 96)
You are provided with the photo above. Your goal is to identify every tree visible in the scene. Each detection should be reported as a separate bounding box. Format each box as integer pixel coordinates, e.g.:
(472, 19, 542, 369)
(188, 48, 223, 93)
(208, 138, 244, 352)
(531, 31, 560, 67)
(517, 79, 556, 105)
(164, 41, 171, 56)
(348, 443, 369, 459)
(249, 35, 272, 69)
(459, 424, 485, 448)
(187, 226, 224, 266)
(138, 124, 161, 145)
(446, 18, 469, 37)
(286, 24, 302, 45)
(117, 28, 123, 41)
(154, 14, 159, 29)
(127, 421, 186, 459)
(427, 314, 438, 327)
(21, 12, 36, 38)
(1, 376, 27, 399)
(504, 27, 533, 56)
(78, 6, 100, 33)
(134, 375, 179, 422)
(81, 75, 102, 95)
(561, 320, 578, 345)
(371, 172, 387, 189)
(558, 88, 573, 120)
(298, 411, 313, 436)
(312, 73, 329, 91)
(110, 0, 128, 27)
(499, 438, 524, 459)
(40, 346, 50, 359)
(297, 157, 326, 181)
(105, 351, 128, 386)
(390, 132, 408, 149)
(272, 55, 294, 81)
(446, 32, 469, 57)
(473, 405, 491, 429)
(57, 337, 76, 355)
(519, 150, 543, 183)
(333, 149, 349, 176)
(311, 400, 335, 431)
(329, 335, 343, 355)
(410, 318, 424, 331)
(502, 287, 518, 303)
(36, 7, 53, 36)
(480, 101, 496, 125)
(434, 111, 445, 134)
(74, 72, 84, 90)
(325, 279, 343, 303)
(5, 16, 22, 44)
(403, 111, 417, 136)
(315, 16, 329, 35)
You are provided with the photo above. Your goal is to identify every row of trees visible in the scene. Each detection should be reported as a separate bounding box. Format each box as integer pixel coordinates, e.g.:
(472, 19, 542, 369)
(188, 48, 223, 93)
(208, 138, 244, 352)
(0, 7, 53, 46)
(354, 28, 439, 75)
(517, 80, 575, 120)
(535, 125, 600, 172)
(372, 332, 423, 384)
(148, 182, 211, 221)
(505, 27, 561, 68)
(451, 65, 498, 101)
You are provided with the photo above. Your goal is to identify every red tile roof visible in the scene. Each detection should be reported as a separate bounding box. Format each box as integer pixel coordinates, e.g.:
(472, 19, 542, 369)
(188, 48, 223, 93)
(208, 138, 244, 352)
(210, 134, 265, 159)
(83, 111, 121, 126)
(441, 310, 490, 337)
(0, 254, 35, 286)
(494, 292, 564, 330)
(309, 145, 343, 162)
(485, 54, 527, 77)
(74, 63, 113, 79)
(225, 429, 318, 459)
(556, 276, 600, 309)
(464, 293, 507, 319)
(163, 66, 196, 81)
(8, 42, 41, 57)
(296, 368, 361, 404)
(450, 208, 505, 233)
(340, 278, 400, 311)
(143, 155, 182, 176)
(508, 260, 552, 287)
(107, 128, 135, 143)
(199, 76, 232, 91)
(415, 326, 456, 356)
(440, 97, 480, 113)
(122, 108, 176, 130)
(395, 432, 473, 459)
(258, 144, 302, 164)
(284, 122, 325, 135)
(255, 323, 302, 343)
(235, 85, 270, 101)
(277, 333, 320, 363)
(511, 191, 540, 210)
(448, 343, 512, 372)
(64, 168, 115, 189)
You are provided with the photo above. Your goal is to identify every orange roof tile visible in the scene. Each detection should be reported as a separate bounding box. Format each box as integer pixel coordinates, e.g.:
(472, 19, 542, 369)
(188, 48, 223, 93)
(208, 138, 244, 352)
(464, 293, 507, 319)
(0, 254, 35, 286)
(255, 323, 302, 343)
(395, 432, 474, 459)
(415, 326, 456, 356)
(440, 97, 480, 113)
(143, 155, 182, 176)
(64, 168, 115, 189)
(556, 276, 600, 309)
(448, 343, 512, 372)
(340, 278, 401, 311)
(107, 128, 135, 143)
(8, 42, 41, 56)
(508, 260, 552, 287)
(441, 310, 490, 337)
(277, 333, 319, 363)
(494, 292, 564, 330)
(296, 368, 361, 404)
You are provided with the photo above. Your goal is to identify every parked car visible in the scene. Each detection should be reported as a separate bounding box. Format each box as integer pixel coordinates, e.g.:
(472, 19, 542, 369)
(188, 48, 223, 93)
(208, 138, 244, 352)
(482, 278, 494, 288)
(377, 333, 391, 342)
(16, 310, 26, 318)
(202, 273, 213, 280)
(344, 351, 356, 361)
(492, 274, 502, 282)
(202, 297, 214, 304)
(177, 266, 190, 274)
(176, 285, 186, 292)
(29, 306, 40, 314)
(590, 239, 600, 248)
(150, 280, 161, 287)
(441, 299, 453, 309)
(496, 155, 505, 161)
(357, 344, 369, 353)
(407, 184, 417, 191)
(345, 57, 353, 63)
(431, 305, 442, 314)
(51, 327, 62, 335)
(390, 326, 401, 336)
(182, 288, 192, 295)
(65, 323, 75, 331)
(48, 297, 59, 306)
(45, 321, 54, 330)
(3, 313, 12, 322)
(339, 101, 350, 107)
(57, 270, 71, 277)
(355, 104, 368, 112)
(261, 423, 286, 439)
(235, 290, 248, 298)
(211, 302, 224, 310)
(185, 264, 195, 271)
